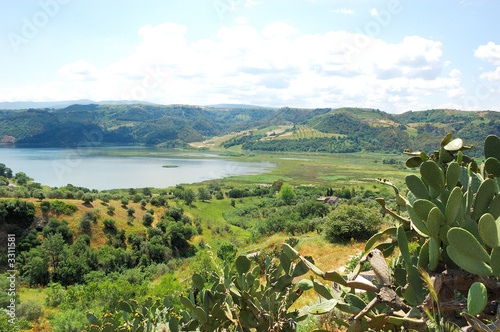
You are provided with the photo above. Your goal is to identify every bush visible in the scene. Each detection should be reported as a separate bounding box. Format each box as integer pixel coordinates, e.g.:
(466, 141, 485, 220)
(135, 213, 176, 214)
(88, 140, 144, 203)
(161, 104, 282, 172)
(143, 212, 154, 227)
(50, 200, 78, 215)
(103, 218, 117, 233)
(82, 193, 94, 204)
(45, 283, 66, 308)
(216, 241, 237, 262)
(50, 308, 87, 332)
(107, 205, 115, 215)
(17, 300, 44, 322)
(40, 200, 50, 213)
(79, 218, 91, 234)
(284, 237, 299, 248)
(127, 207, 135, 216)
(324, 205, 381, 243)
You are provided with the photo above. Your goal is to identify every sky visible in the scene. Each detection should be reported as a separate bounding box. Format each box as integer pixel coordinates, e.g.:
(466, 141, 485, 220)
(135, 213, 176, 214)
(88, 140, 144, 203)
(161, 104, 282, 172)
(1, 0, 500, 114)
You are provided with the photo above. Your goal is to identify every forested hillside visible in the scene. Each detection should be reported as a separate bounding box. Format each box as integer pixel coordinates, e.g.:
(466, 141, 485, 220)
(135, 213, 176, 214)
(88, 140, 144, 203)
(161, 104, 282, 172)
(0, 104, 275, 147)
(1, 103, 499, 156)
(223, 107, 500, 156)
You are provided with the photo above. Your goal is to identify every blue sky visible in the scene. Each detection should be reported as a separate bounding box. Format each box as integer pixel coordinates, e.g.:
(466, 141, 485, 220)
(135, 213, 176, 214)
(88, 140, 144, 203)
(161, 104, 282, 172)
(1, 0, 500, 113)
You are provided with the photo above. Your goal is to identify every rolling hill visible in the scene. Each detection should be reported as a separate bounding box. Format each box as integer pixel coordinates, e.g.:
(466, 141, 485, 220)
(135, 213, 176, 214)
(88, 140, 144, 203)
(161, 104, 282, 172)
(0, 103, 499, 156)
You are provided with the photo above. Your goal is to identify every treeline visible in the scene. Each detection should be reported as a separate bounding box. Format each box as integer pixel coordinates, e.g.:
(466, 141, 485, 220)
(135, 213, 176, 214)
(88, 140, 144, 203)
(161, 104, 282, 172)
(242, 136, 362, 153)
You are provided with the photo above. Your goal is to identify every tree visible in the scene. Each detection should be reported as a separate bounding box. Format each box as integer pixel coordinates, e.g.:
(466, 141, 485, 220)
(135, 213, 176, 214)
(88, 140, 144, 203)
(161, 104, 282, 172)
(15, 172, 29, 186)
(41, 233, 67, 271)
(142, 212, 154, 227)
(79, 217, 91, 235)
(183, 188, 196, 206)
(279, 184, 296, 205)
(127, 207, 135, 217)
(82, 193, 94, 205)
(33, 190, 45, 201)
(295, 200, 329, 219)
(324, 205, 381, 243)
(143, 187, 152, 197)
(132, 193, 142, 203)
(168, 221, 196, 256)
(26, 256, 50, 286)
(100, 193, 110, 203)
(106, 205, 115, 215)
(121, 197, 129, 206)
(0, 199, 36, 228)
(0, 163, 13, 178)
(197, 187, 211, 202)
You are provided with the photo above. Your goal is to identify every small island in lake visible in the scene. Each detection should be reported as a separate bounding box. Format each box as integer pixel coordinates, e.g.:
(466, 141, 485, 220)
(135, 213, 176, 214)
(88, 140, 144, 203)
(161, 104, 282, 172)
(162, 165, 179, 168)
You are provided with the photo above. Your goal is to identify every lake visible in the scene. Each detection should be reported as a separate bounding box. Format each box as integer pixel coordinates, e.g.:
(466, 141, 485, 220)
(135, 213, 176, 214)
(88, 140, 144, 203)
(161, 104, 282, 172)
(0, 146, 275, 190)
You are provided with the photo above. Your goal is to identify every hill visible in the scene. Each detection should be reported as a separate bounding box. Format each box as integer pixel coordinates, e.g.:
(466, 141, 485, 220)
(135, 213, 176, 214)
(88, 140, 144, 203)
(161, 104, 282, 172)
(0, 103, 499, 155)
(0, 104, 274, 147)
(220, 107, 499, 156)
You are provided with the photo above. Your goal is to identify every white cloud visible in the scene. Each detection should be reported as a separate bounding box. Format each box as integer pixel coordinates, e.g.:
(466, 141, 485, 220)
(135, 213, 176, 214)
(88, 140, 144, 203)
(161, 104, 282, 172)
(475, 42, 500, 82)
(3, 22, 466, 113)
(330, 8, 354, 15)
(480, 67, 500, 82)
(370, 8, 379, 16)
(475, 41, 500, 65)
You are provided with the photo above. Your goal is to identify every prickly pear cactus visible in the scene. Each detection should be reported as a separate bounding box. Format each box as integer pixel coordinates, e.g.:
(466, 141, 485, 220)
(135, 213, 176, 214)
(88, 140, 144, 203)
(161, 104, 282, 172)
(283, 134, 500, 331)
(84, 296, 176, 332)
(84, 251, 305, 332)
(173, 254, 304, 331)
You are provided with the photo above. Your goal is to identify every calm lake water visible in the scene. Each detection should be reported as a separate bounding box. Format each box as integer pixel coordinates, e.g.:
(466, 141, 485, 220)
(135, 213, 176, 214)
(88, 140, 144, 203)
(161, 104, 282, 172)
(0, 146, 275, 190)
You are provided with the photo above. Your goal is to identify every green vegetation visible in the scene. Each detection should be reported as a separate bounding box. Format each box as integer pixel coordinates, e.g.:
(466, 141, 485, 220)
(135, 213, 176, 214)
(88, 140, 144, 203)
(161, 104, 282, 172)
(1, 104, 498, 159)
(1, 118, 500, 331)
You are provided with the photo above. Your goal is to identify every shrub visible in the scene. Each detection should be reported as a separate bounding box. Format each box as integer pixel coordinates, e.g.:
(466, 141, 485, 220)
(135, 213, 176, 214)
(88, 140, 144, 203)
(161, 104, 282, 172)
(50, 308, 87, 332)
(215, 191, 224, 200)
(163, 206, 183, 221)
(45, 283, 66, 308)
(40, 200, 50, 213)
(17, 300, 44, 322)
(127, 207, 135, 216)
(103, 218, 117, 233)
(216, 241, 237, 262)
(50, 200, 78, 215)
(79, 218, 91, 234)
(142, 212, 154, 227)
(106, 205, 115, 215)
(324, 205, 381, 243)
(279, 183, 296, 205)
(284, 237, 299, 248)
(82, 193, 94, 204)
(100, 193, 110, 203)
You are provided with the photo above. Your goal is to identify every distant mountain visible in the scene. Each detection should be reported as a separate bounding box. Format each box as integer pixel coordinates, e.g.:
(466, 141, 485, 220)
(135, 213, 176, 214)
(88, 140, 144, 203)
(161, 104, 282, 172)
(206, 104, 277, 110)
(0, 100, 158, 110)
